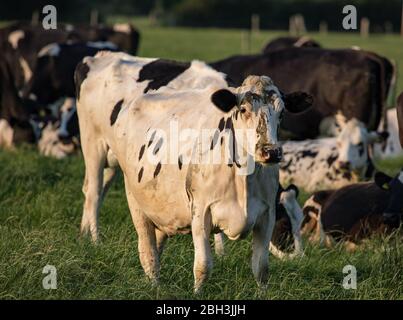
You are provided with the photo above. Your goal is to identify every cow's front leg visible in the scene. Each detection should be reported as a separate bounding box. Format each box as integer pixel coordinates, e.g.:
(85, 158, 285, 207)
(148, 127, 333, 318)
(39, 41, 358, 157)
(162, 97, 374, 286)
(252, 205, 275, 288)
(191, 206, 213, 293)
(125, 188, 160, 285)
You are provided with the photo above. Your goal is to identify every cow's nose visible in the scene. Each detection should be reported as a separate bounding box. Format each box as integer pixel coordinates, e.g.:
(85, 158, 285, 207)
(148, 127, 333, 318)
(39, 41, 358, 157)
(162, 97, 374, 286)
(337, 161, 350, 171)
(262, 145, 283, 163)
(58, 132, 72, 144)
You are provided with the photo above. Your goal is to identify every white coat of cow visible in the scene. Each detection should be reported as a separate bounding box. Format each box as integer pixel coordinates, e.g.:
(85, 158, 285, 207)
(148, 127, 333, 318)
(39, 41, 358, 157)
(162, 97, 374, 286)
(75, 51, 310, 292)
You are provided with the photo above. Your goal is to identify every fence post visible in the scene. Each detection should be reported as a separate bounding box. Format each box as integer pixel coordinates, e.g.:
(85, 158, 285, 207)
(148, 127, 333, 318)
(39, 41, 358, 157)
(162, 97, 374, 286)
(241, 30, 251, 54)
(360, 17, 370, 38)
(319, 21, 328, 35)
(90, 10, 99, 26)
(401, 0, 403, 38)
(251, 14, 260, 35)
(31, 10, 39, 26)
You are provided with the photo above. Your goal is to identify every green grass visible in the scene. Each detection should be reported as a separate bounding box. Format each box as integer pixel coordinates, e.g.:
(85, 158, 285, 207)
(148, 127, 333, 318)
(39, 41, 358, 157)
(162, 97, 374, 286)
(0, 148, 402, 300)
(1, 19, 403, 299)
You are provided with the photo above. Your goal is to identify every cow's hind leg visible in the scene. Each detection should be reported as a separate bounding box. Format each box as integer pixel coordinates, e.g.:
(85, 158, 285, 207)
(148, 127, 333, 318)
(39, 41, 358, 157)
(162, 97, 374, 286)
(125, 187, 160, 284)
(80, 142, 107, 242)
(155, 228, 167, 256)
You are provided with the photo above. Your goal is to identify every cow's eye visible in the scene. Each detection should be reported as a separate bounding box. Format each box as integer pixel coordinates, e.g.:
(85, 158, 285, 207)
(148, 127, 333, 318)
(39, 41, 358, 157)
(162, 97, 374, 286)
(240, 107, 246, 113)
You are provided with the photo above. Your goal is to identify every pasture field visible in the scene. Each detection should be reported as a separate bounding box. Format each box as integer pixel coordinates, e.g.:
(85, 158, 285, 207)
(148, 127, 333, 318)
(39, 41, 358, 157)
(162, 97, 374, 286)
(0, 19, 403, 299)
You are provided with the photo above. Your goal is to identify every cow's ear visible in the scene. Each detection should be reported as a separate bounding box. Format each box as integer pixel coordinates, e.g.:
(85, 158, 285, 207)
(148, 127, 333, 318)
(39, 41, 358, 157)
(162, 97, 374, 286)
(367, 131, 389, 144)
(282, 91, 313, 113)
(211, 89, 237, 113)
(285, 184, 299, 198)
(374, 172, 392, 190)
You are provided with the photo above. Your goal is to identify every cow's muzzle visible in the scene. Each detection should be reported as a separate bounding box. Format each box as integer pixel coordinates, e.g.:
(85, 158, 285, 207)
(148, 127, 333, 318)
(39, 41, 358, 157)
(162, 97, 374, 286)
(261, 145, 283, 164)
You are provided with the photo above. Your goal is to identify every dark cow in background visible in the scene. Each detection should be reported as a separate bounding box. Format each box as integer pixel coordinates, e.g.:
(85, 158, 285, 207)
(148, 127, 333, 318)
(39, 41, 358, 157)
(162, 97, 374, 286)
(0, 51, 37, 147)
(211, 47, 395, 140)
(0, 21, 140, 91)
(262, 36, 321, 53)
(301, 171, 403, 251)
(23, 42, 119, 105)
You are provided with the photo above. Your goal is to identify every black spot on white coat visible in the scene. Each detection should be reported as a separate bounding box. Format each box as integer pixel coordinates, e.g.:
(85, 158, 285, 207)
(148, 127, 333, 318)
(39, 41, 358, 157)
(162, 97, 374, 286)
(110, 99, 124, 125)
(137, 59, 191, 93)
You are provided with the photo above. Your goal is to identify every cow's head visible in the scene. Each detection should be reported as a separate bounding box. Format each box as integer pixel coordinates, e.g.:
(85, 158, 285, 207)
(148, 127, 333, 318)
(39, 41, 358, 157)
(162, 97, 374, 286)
(57, 98, 79, 145)
(211, 75, 313, 166)
(334, 114, 387, 172)
(375, 170, 403, 228)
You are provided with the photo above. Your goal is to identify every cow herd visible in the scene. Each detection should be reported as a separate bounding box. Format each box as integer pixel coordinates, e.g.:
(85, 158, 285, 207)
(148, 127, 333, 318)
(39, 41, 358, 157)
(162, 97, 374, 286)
(0, 22, 402, 292)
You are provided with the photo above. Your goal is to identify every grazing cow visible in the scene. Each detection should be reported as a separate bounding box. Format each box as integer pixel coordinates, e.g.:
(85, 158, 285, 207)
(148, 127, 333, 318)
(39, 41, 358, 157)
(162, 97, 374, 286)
(279, 114, 386, 192)
(75, 50, 312, 291)
(262, 36, 321, 53)
(301, 171, 403, 251)
(397, 92, 403, 147)
(211, 48, 395, 139)
(373, 108, 403, 159)
(214, 184, 304, 259)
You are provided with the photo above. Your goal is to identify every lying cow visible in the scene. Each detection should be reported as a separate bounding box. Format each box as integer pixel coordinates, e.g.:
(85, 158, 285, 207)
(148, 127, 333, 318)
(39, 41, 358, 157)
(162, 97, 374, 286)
(262, 36, 321, 53)
(302, 171, 403, 251)
(280, 114, 386, 192)
(210, 47, 395, 140)
(214, 184, 304, 259)
(75, 50, 311, 292)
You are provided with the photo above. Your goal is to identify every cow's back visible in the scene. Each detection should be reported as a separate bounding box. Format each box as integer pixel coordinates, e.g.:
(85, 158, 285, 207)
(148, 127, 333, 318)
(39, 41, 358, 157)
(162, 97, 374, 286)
(321, 182, 389, 240)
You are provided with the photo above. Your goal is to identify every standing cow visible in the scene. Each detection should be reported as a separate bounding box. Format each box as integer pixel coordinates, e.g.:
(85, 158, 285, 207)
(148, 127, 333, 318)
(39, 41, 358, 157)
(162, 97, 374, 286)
(75, 51, 311, 292)
(280, 114, 386, 192)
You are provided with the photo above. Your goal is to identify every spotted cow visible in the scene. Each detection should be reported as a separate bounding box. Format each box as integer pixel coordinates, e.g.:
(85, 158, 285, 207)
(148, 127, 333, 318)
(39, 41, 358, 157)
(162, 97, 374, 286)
(279, 114, 387, 192)
(301, 171, 403, 251)
(75, 51, 312, 292)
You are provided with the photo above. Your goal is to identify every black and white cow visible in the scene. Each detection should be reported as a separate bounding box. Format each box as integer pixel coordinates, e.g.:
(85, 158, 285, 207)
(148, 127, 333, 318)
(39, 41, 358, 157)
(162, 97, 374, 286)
(210, 47, 395, 140)
(280, 114, 387, 192)
(0, 21, 140, 91)
(301, 171, 403, 251)
(75, 51, 312, 292)
(43, 54, 312, 151)
(262, 36, 321, 53)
